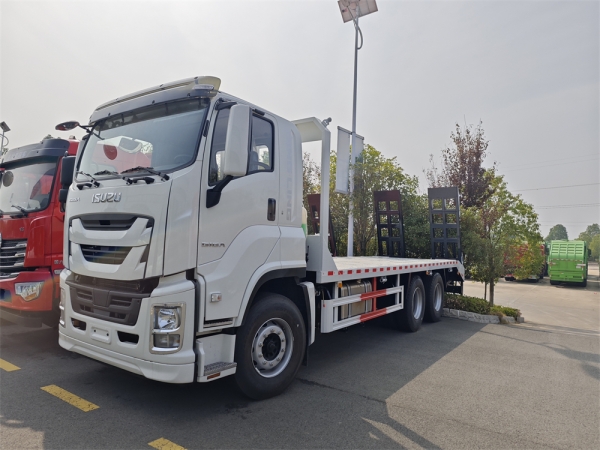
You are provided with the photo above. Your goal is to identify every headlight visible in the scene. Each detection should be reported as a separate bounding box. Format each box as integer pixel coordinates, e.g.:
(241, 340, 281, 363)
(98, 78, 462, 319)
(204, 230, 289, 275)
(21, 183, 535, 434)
(150, 304, 185, 353)
(153, 306, 181, 330)
(15, 282, 44, 302)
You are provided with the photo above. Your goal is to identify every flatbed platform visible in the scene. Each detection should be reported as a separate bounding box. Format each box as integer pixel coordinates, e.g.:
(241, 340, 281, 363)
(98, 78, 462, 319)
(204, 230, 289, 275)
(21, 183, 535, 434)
(316, 256, 464, 282)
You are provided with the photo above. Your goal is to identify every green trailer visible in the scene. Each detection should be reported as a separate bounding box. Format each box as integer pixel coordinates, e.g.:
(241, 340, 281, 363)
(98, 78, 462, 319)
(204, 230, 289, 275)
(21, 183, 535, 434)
(548, 240, 589, 287)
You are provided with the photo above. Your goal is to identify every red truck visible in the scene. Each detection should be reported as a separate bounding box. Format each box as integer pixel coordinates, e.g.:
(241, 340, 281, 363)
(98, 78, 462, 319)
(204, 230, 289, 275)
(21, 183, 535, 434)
(0, 138, 78, 327)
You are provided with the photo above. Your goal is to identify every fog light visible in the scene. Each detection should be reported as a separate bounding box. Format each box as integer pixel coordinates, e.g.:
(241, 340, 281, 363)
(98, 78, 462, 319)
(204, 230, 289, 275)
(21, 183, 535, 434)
(153, 334, 181, 349)
(15, 282, 44, 302)
(153, 306, 181, 330)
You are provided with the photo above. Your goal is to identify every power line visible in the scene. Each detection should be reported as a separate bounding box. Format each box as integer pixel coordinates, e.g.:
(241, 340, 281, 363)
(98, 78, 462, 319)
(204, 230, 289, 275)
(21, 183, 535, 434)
(500, 152, 599, 170)
(536, 203, 600, 209)
(502, 157, 599, 172)
(513, 182, 599, 192)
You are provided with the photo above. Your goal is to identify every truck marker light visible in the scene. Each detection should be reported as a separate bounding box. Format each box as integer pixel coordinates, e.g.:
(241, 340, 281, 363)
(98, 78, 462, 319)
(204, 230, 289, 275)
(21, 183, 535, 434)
(15, 282, 44, 302)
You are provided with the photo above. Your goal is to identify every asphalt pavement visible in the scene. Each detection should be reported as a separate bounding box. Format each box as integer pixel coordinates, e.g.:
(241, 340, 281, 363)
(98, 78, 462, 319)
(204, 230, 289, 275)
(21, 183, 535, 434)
(1, 268, 599, 449)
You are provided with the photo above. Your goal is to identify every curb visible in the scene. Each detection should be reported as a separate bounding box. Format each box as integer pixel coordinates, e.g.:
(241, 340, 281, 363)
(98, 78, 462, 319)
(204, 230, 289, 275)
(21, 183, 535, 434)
(442, 308, 525, 324)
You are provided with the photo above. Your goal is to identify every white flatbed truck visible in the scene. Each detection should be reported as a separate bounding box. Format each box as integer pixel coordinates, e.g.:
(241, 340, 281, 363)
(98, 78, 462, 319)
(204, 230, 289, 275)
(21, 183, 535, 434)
(56, 76, 464, 399)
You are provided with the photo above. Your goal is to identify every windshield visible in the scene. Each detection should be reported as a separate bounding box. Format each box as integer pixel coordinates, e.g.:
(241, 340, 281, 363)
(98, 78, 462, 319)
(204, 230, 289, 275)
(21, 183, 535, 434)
(77, 97, 210, 180)
(0, 160, 57, 214)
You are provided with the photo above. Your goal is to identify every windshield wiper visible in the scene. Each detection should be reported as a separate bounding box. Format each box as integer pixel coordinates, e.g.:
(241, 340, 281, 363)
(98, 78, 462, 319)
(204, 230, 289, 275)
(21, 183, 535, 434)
(76, 171, 100, 189)
(93, 170, 120, 176)
(93, 169, 153, 185)
(120, 166, 169, 181)
(11, 205, 29, 217)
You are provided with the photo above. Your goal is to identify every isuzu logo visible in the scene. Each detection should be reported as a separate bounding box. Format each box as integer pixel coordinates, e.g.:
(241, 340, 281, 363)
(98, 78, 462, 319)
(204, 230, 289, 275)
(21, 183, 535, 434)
(92, 192, 122, 203)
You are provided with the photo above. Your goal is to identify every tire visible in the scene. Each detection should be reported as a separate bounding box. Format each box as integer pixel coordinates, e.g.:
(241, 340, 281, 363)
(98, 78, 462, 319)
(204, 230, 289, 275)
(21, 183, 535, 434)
(234, 293, 306, 400)
(424, 273, 444, 323)
(393, 275, 425, 332)
(550, 280, 558, 286)
(581, 279, 587, 288)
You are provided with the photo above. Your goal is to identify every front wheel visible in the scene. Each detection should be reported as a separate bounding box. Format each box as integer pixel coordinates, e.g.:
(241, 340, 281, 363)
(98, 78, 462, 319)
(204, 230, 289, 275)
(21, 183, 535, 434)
(234, 293, 306, 400)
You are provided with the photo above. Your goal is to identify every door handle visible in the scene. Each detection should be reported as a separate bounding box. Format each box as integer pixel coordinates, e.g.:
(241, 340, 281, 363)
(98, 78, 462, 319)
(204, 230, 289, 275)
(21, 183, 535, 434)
(267, 198, 276, 221)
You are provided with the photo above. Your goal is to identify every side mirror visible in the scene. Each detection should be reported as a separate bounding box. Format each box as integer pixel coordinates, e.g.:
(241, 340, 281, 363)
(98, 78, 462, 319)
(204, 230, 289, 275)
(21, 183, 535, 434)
(222, 104, 250, 177)
(59, 156, 76, 208)
(59, 189, 69, 203)
(60, 156, 76, 187)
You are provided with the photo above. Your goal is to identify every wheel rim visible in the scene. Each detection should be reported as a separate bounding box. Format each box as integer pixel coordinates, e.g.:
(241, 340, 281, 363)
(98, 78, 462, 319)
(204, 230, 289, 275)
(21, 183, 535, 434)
(412, 286, 424, 319)
(433, 283, 443, 311)
(251, 318, 294, 378)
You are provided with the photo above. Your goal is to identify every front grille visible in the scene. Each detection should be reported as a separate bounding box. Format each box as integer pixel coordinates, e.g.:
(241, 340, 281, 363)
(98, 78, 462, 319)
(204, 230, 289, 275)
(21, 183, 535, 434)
(66, 275, 159, 326)
(0, 239, 27, 277)
(77, 214, 153, 231)
(71, 274, 159, 294)
(80, 244, 131, 265)
(80, 215, 137, 231)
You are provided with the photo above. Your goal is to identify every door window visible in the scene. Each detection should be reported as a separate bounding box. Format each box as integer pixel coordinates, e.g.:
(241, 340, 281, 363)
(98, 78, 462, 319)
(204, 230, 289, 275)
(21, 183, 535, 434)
(208, 109, 274, 186)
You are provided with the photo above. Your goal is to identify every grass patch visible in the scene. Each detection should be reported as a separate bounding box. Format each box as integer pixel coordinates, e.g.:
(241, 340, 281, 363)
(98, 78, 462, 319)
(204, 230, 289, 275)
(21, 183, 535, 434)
(445, 294, 520, 319)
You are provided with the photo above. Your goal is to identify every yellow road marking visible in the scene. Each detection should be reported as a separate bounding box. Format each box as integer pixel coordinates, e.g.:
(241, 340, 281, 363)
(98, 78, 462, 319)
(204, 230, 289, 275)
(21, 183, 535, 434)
(148, 438, 187, 450)
(0, 358, 20, 372)
(40, 385, 99, 412)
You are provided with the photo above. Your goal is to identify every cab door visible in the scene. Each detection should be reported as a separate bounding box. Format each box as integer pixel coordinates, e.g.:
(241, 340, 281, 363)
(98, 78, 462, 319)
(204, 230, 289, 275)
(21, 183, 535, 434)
(197, 102, 280, 321)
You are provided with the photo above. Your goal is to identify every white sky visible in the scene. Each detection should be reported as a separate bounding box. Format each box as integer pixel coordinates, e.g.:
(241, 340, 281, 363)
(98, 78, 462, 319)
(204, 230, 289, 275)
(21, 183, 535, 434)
(1, 0, 598, 239)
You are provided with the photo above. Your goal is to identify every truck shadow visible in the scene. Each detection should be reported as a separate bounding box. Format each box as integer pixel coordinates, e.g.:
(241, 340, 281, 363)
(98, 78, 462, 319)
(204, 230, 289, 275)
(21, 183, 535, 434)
(0, 318, 484, 449)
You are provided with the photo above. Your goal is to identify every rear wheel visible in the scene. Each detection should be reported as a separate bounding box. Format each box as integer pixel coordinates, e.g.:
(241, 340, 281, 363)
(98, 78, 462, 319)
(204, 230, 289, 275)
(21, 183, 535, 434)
(550, 280, 558, 286)
(393, 276, 425, 332)
(424, 273, 444, 323)
(234, 293, 305, 400)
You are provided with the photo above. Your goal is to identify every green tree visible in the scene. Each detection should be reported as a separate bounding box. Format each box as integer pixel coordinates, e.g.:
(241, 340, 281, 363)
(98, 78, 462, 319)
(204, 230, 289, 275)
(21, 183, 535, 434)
(350, 145, 424, 256)
(303, 146, 429, 258)
(461, 175, 542, 305)
(426, 121, 496, 208)
(590, 235, 600, 261)
(302, 152, 320, 235)
(577, 223, 600, 245)
(546, 224, 568, 241)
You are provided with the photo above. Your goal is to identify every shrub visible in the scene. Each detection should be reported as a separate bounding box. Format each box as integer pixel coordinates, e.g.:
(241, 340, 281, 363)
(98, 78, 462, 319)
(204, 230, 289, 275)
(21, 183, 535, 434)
(490, 305, 521, 319)
(445, 294, 490, 315)
(444, 294, 521, 319)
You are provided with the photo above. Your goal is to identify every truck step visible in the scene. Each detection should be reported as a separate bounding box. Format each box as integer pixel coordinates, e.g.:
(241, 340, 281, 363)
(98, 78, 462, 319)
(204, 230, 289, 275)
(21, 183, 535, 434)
(204, 361, 237, 376)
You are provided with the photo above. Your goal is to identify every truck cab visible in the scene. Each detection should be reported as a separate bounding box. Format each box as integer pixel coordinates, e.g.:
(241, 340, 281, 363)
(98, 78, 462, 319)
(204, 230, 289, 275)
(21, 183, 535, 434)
(0, 138, 78, 327)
